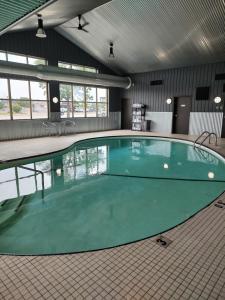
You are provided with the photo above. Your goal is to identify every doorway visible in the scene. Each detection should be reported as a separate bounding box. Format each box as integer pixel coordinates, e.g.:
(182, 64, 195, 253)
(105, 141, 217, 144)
(121, 98, 132, 129)
(172, 97, 192, 134)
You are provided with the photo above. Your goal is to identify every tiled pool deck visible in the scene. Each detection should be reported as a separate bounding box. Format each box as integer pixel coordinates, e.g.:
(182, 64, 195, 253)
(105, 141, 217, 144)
(0, 130, 225, 300)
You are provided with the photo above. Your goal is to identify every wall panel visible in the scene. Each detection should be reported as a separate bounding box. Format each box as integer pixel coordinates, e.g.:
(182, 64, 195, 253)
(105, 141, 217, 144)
(0, 112, 121, 141)
(123, 62, 225, 112)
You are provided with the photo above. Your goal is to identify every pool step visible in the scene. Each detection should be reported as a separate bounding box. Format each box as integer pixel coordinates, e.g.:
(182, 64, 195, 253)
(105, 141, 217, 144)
(155, 235, 172, 248)
(0, 194, 31, 213)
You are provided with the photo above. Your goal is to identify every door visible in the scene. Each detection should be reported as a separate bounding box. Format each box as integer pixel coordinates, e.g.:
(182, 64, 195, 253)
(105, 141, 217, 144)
(121, 98, 132, 129)
(172, 97, 192, 134)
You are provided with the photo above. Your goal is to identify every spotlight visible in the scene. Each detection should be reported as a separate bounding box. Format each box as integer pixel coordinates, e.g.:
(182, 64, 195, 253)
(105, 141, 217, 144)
(109, 42, 115, 59)
(163, 163, 169, 169)
(36, 14, 47, 38)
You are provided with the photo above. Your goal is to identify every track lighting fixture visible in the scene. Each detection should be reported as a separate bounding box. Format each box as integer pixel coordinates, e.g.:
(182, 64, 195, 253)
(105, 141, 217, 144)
(36, 14, 47, 38)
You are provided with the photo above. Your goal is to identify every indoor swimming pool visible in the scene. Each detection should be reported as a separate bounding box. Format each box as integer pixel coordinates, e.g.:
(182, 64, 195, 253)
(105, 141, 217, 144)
(0, 136, 225, 255)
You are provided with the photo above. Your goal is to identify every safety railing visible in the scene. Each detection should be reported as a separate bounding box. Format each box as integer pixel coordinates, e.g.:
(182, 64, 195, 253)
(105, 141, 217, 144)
(193, 131, 217, 148)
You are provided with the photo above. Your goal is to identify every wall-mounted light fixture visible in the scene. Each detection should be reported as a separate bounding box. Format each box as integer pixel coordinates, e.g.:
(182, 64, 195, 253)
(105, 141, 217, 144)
(52, 97, 59, 104)
(166, 98, 172, 104)
(109, 42, 115, 59)
(213, 96, 222, 104)
(36, 14, 47, 38)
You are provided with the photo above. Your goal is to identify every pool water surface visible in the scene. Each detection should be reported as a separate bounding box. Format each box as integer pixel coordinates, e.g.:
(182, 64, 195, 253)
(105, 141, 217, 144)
(0, 136, 225, 255)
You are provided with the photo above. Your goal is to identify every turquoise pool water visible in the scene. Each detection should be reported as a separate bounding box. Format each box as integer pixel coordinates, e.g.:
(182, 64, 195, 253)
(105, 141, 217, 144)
(0, 136, 225, 255)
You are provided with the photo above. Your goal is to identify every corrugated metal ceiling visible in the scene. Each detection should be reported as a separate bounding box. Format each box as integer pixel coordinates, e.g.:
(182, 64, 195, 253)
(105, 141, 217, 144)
(57, 0, 225, 74)
(9, 0, 112, 32)
(0, 0, 52, 34)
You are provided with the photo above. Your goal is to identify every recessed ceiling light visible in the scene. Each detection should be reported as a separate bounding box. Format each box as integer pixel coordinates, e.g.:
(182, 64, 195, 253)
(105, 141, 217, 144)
(163, 163, 169, 169)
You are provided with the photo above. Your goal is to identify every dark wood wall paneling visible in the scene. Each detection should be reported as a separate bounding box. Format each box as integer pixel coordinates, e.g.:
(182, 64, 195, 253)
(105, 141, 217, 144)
(122, 62, 225, 113)
(0, 29, 122, 112)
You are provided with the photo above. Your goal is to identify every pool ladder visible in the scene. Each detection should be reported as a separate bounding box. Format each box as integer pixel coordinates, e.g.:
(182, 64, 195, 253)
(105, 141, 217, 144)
(193, 131, 218, 148)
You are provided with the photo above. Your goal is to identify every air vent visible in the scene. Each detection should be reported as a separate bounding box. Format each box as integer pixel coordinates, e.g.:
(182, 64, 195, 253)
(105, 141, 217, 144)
(150, 80, 163, 86)
(215, 73, 225, 81)
(196, 86, 210, 100)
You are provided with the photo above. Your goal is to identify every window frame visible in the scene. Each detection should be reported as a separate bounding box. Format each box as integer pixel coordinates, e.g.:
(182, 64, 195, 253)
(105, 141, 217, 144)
(58, 61, 98, 74)
(60, 83, 109, 119)
(0, 77, 49, 121)
(0, 50, 47, 66)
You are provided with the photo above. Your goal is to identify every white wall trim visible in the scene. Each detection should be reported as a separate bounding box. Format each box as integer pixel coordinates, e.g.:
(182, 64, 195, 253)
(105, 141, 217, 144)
(145, 112, 173, 134)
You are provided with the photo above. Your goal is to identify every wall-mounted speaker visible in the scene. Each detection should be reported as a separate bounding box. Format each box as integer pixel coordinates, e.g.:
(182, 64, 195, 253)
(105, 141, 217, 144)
(215, 73, 225, 80)
(150, 80, 163, 86)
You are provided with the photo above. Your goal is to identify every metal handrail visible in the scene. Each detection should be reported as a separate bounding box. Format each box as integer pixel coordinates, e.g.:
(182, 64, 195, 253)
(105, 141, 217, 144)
(193, 131, 210, 147)
(194, 131, 217, 148)
(208, 132, 217, 145)
(18, 165, 45, 199)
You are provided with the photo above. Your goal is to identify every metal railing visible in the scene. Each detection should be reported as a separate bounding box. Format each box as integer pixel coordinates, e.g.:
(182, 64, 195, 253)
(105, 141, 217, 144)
(18, 165, 45, 199)
(193, 131, 217, 148)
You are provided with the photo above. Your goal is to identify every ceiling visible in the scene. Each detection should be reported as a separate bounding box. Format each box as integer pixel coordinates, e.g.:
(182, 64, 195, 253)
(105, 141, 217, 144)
(56, 0, 225, 74)
(9, 0, 112, 32)
(0, 0, 51, 34)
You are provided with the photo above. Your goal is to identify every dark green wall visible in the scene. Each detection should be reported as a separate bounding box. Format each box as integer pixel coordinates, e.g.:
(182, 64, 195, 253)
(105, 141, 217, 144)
(0, 29, 122, 112)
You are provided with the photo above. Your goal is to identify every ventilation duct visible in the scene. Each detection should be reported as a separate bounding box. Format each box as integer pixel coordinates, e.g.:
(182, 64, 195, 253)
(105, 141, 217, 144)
(0, 61, 132, 89)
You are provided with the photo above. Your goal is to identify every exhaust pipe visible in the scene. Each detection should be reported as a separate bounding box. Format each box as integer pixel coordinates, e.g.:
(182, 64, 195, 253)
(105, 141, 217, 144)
(0, 61, 132, 89)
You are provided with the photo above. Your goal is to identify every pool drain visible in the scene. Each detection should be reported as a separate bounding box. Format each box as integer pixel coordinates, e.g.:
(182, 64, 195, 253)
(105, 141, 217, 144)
(155, 235, 172, 248)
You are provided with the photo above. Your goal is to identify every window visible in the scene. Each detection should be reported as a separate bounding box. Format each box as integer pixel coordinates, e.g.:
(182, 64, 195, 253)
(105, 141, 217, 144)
(0, 50, 46, 65)
(0, 78, 48, 120)
(58, 61, 98, 73)
(60, 84, 108, 118)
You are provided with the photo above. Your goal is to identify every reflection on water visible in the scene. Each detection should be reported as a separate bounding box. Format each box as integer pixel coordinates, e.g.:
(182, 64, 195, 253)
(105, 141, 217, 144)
(0, 145, 108, 203)
(63, 145, 108, 183)
(0, 137, 225, 204)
